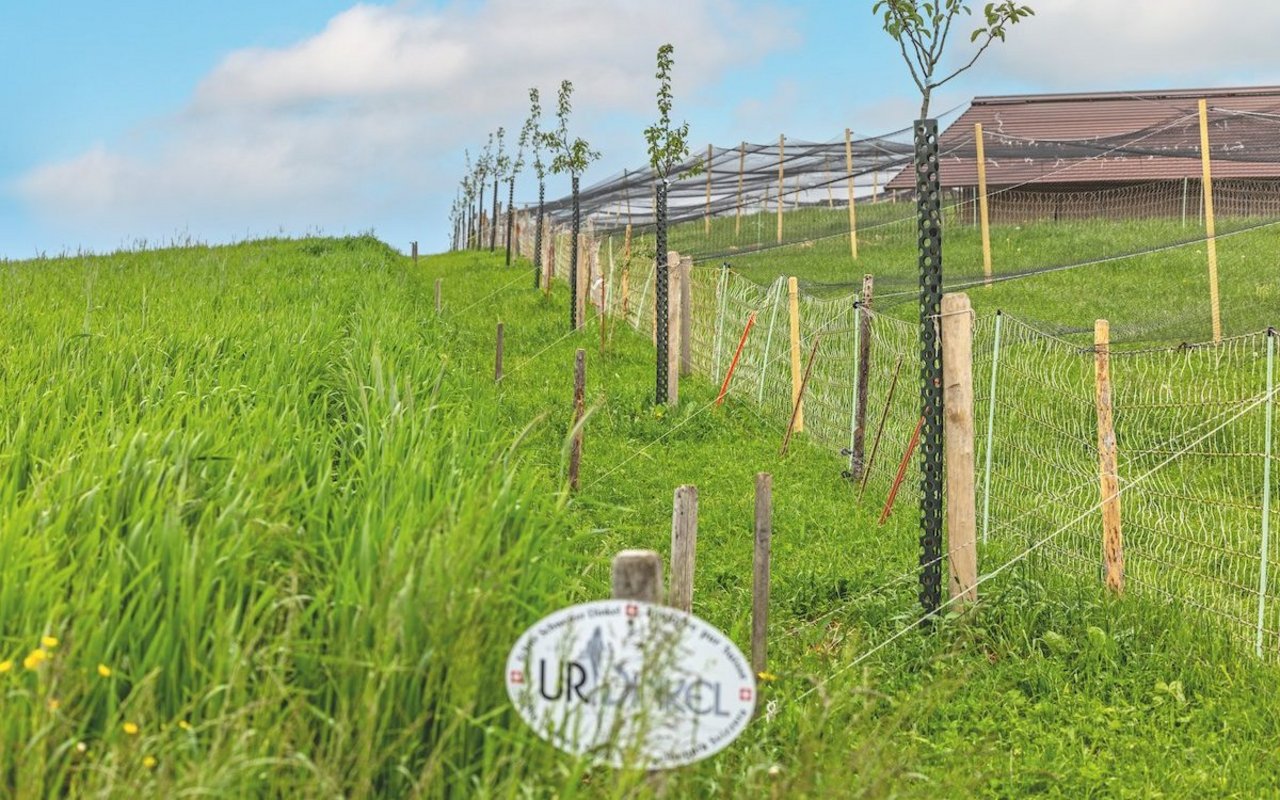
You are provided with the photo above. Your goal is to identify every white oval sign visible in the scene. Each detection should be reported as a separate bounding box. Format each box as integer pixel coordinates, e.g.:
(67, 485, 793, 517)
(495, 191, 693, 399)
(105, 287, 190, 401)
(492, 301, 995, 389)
(505, 600, 756, 769)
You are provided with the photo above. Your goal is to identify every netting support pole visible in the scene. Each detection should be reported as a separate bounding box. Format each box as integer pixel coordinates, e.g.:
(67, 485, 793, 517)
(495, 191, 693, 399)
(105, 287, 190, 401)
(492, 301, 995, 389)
(981, 310, 1003, 544)
(976, 123, 993, 287)
(736, 142, 746, 238)
(1257, 328, 1276, 657)
(1198, 99, 1223, 343)
(916, 118, 945, 620)
(1095, 319, 1125, 595)
(776, 135, 785, 245)
(846, 128, 858, 260)
(705, 143, 713, 236)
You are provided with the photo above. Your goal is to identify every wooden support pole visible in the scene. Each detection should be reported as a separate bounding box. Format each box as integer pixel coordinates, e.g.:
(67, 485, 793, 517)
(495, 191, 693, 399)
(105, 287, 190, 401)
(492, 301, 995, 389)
(776, 135, 785, 244)
(545, 241, 555, 298)
(570, 348, 586, 492)
(787, 276, 804, 432)
(612, 550, 664, 603)
(975, 123, 993, 287)
(435, 278, 442, 313)
(669, 485, 698, 613)
(495, 322, 504, 383)
(1198, 99, 1223, 343)
(412, 241, 418, 265)
(846, 128, 858, 260)
(1095, 320, 1124, 593)
(705, 143, 713, 235)
(599, 246, 608, 353)
(736, 142, 746, 238)
(575, 239, 587, 330)
(852, 274, 874, 478)
(679, 255, 693, 376)
(752, 474, 772, 675)
(667, 251, 681, 406)
(942, 293, 977, 604)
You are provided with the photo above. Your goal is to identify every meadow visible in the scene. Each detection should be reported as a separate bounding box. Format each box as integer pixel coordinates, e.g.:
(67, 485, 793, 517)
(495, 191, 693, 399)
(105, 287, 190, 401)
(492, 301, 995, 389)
(2, 234, 1280, 797)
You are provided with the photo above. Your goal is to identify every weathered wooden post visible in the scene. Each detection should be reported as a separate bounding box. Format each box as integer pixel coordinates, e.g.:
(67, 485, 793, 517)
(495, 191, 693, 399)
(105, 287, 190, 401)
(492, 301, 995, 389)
(942, 293, 976, 604)
(495, 322, 505, 383)
(679, 255, 693, 377)
(1095, 320, 1125, 593)
(612, 550, 664, 603)
(851, 274, 874, 478)
(752, 474, 772, 675)
(667, 251, 681, 406)
(570, 349, 586, 492)
(669, 485, 698, 613)
(412, 241, 419, 265)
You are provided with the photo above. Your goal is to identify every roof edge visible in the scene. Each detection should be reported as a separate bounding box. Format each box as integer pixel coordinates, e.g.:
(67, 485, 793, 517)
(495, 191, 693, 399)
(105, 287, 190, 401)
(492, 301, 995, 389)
(972, 86, 1280, 106)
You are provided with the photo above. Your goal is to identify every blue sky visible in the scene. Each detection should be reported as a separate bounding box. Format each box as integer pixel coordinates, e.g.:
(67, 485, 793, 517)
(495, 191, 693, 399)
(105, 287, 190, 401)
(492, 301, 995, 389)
(4, 0, 1279, 258)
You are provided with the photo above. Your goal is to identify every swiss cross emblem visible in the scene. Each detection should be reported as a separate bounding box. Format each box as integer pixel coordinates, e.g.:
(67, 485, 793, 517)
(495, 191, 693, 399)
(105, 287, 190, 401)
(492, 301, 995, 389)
(739, 687, 753, 702)
(509, 670, 525, 685)
(625, 604, 639, 618)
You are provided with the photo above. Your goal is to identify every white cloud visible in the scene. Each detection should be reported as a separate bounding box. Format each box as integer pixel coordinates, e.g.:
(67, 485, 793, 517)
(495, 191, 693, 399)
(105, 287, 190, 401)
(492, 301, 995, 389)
(16, 0, 793, 248)
(975, 0, 1280, 90)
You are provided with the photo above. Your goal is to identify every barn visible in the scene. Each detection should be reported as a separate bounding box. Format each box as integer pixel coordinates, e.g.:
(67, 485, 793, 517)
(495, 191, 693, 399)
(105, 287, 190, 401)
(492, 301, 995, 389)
(886, 86, 1280, 223)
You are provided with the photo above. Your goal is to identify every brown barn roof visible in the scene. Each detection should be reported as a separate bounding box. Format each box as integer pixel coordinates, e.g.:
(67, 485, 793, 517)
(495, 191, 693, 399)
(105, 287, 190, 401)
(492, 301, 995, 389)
(885, 86, 1280, 190)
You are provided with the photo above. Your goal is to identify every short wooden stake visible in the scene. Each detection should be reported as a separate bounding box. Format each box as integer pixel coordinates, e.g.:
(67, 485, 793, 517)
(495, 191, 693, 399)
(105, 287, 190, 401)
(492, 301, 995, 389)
(846, 128, 858, 260)
(669, 485, 698, 613)
(679, 256, 693, 377)
(435, 278, 442, 313)
(612, 550, 664, 603)
(942, 293, 977, 604)
(975, 123, 993, 287)
(1198, 99, 1223, 343)
(852, 274, 873, 478)
(752, 474, 772, 675)
(570, 349, 586, 492)
(787, 276, 804, 432)
(776, 135, 785, 244)
(1095, 320, 1125, 593)
(495, 322, 504, 383)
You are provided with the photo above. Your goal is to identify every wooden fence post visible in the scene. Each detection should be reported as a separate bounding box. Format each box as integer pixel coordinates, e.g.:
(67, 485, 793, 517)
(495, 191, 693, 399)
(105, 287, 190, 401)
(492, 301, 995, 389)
(942, 293, 977, 604)
(975, 123, 993, 287)
(679, 256, 693, 376)
(752, 474, 772, 675)
(545, 239, 555, 298)
(412, 241, 418, 265)
(1095, 320, 1125, 593)
(570, 349, 586, 492)
(1198, 98, 1223, 343)
(852, 274, 874, 478)
(788, 276, 804, 433)
(776, 135, 785, 244)
(435, 278, 442, 314)
(667, 251, 681, 406)
(669, 485, 698, 613)
(846, 128, 858, 260)
(612, 550, 664, 603)
(495, 322, 504, 383)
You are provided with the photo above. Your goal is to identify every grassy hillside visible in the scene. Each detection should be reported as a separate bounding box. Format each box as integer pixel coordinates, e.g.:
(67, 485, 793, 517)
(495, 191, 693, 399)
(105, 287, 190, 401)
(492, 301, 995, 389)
(2, 237, 1279, 797)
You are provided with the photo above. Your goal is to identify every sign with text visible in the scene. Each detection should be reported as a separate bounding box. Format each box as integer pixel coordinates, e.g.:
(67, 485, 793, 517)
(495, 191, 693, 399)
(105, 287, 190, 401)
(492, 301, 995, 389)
(506, 600, 756, 769)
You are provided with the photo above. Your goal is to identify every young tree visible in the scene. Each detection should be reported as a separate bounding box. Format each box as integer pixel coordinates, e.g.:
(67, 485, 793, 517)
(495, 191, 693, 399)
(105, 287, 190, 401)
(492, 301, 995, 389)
(523, 88, 547, 286)
(643, 43, 701, 405)
(541, 80, 600, 332)
(475, 134, 494, 249)
(873, 0, 1034, 120)
(491, 127, 508, 253)
(508, 99, 537, 268)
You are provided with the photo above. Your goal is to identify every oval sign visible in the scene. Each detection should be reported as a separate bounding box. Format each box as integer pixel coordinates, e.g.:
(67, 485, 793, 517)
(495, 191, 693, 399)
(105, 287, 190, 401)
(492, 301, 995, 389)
(506, 600, 756, 769)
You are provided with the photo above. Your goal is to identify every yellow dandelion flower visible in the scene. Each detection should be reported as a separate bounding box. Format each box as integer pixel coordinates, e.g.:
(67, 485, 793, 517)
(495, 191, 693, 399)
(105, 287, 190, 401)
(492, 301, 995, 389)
(0, 660, 12, 673)
(177, 720, 192, 731)
(47, 698, 61, 711)
(23, 649, 48, 671)
(142, 756, 157, 770)
(97, 664, 112, 678)
(756, 671, 779, 683)
(41, 636, 58, 649)
(122, 722, 140, 736)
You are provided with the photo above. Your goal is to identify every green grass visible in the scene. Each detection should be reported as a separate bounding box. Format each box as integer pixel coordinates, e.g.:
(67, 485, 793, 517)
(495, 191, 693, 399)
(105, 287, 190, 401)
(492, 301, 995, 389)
(3, 236, 1280, 796)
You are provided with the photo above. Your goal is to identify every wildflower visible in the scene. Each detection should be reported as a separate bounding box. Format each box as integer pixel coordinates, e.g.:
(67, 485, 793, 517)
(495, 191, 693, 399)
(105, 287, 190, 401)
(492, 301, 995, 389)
(0, 660, 12, 674)
(123, 722, 140, 736)
(177, 720, 192, 732)
(41, 636, 58, 649)
(142, 756, 157, 770)
(756, 671, 779, 683)
(23, 649, 48, 671)
(47, 698, 61, 711)
(75, 742, 87, 754)
(97, 664, 112, 678)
